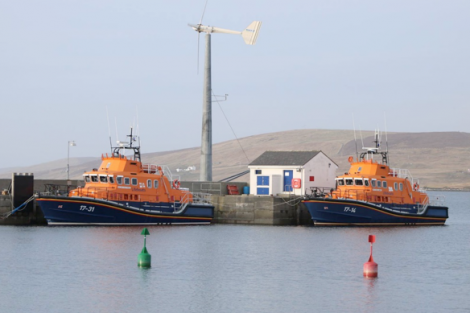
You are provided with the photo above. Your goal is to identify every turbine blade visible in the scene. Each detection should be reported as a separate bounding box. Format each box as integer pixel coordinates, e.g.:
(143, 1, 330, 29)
(199, 0, 209, 24)
(197, 32, 200, 74)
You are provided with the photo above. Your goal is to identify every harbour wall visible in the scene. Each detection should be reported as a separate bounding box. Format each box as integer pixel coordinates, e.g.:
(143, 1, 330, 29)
(0, 178, 312, 226)
(212, 195, 313, 226)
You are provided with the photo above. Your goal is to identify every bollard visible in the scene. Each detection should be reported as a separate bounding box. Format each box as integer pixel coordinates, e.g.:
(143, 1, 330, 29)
(363, 234, 378, 278)
(138, 227, 151, 268)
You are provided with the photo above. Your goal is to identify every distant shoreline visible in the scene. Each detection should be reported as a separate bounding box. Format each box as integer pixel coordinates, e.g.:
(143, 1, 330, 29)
(425, 188, 470, 192)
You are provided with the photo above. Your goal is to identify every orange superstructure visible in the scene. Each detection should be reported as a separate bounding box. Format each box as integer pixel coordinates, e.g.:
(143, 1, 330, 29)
(69, 153, 193, 205)
(330, 157, 428, 206)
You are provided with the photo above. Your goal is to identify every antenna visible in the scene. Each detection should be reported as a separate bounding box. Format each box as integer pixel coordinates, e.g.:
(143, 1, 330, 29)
(359, 126, 365, 149)
(352, 114, 359, 161)
(106, 106, 112, 150)
(384, 112, 389, 164)
(135, 106, 140, 138)
(189, 4, 262, 181)
(114, 117, 119, 143)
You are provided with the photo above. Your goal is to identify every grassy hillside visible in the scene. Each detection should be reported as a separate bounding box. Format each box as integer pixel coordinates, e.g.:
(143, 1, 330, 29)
(1, 130, 469, 189)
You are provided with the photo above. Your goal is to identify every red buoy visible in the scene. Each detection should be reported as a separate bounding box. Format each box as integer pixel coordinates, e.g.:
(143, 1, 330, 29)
(363, 235, 378, 278)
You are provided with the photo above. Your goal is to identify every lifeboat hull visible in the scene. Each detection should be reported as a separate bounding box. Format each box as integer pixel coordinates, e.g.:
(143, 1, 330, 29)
(302, 198, 448, 226)
(36, 196, 214, 226)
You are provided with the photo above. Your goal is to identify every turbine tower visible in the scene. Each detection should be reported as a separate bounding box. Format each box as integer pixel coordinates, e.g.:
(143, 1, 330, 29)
(189, 8, 261, 182)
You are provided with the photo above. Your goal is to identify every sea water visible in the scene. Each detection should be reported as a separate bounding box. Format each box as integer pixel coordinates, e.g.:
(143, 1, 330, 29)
(0, 191, 469, 313)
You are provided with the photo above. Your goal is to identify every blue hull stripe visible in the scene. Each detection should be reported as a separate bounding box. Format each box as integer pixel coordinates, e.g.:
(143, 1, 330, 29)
(36, 197, 214, 225)
(302, 198, 448, 225)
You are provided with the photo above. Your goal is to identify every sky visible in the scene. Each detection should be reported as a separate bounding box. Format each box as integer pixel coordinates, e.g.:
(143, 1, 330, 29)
(1, 0, 469, 168)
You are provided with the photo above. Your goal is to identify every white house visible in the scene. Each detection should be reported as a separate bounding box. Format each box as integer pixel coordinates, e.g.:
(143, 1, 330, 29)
(248, 151, 338, 196)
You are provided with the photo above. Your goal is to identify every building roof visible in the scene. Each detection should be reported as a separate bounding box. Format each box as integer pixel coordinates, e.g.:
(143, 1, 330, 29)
(249, 151, 322, 166)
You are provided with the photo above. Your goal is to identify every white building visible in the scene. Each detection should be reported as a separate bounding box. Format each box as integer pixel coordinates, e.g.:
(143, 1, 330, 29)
(248, 151, 338, 196)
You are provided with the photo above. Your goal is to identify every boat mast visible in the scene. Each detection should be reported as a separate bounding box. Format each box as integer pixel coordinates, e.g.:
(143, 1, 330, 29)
(359, 130, 388, 165)
(111, 127, 141, 162)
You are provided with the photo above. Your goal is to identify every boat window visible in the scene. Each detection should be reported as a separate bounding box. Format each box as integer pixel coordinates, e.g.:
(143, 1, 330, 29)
(371, 180, 376, 187)
(91, 175, 98, 182)
(377, 181, 382, 187)
(109, 176, 115, 184)
(355, 179, 363, 186)
(131, 178, 138, 186)
(147, 179, 152, 188)
(383, 181, 387, 188)
(345, 179, 353, 185)
(117, 176, 123, 185)
(99, 175, 108, 183)
(394, 182, 398, 190)
(84, 175, 90, 183)
(399, 183, 403, 191)
(358, 167, 362, 172)
(337, 179, 344, 186)
(154, 180, 159, 188)
(364, 179, 369, 187)
(124, 177, 130, 185)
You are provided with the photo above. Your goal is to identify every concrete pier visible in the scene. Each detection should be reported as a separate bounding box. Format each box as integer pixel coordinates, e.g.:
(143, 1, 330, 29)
(0, 178, 314, 226)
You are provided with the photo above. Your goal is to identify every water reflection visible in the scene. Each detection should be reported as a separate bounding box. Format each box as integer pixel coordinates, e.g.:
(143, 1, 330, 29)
(0, 192, 468, 312)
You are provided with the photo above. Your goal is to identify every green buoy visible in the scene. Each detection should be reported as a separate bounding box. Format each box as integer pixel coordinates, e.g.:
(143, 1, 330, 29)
(138, 227, 151, 268)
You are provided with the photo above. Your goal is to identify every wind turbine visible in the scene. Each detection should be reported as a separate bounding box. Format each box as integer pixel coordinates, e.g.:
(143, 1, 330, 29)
(189, 5, 262, 182)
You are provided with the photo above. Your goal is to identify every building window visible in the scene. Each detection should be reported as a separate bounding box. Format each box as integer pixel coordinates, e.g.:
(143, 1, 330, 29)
(257, 176, 269, 186)
(255, 170, 262, 175)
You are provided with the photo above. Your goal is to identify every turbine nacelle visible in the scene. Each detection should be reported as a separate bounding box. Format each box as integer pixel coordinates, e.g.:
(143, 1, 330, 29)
(188, 21, 262, 45)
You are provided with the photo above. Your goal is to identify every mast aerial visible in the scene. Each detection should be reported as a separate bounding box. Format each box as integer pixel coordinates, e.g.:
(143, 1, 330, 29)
(111, 128, 141, 162)
(360, 130, 388, 164)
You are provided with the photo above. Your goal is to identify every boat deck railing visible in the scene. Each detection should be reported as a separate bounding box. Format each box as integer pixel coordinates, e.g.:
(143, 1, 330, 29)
(142, 164, 180, 182)
(428, 194, 446, 207)
(41, 185, 212, 206)
(190, 192, 213, 205)
(333, 188, 424, 206)
(389, 168, 417, 186)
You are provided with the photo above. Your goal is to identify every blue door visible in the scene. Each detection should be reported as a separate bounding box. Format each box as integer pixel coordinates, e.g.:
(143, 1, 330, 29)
(283, 170, 293, 192)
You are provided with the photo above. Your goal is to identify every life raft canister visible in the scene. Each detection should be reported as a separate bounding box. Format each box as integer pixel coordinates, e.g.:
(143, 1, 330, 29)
(172, 179, 180, 189)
